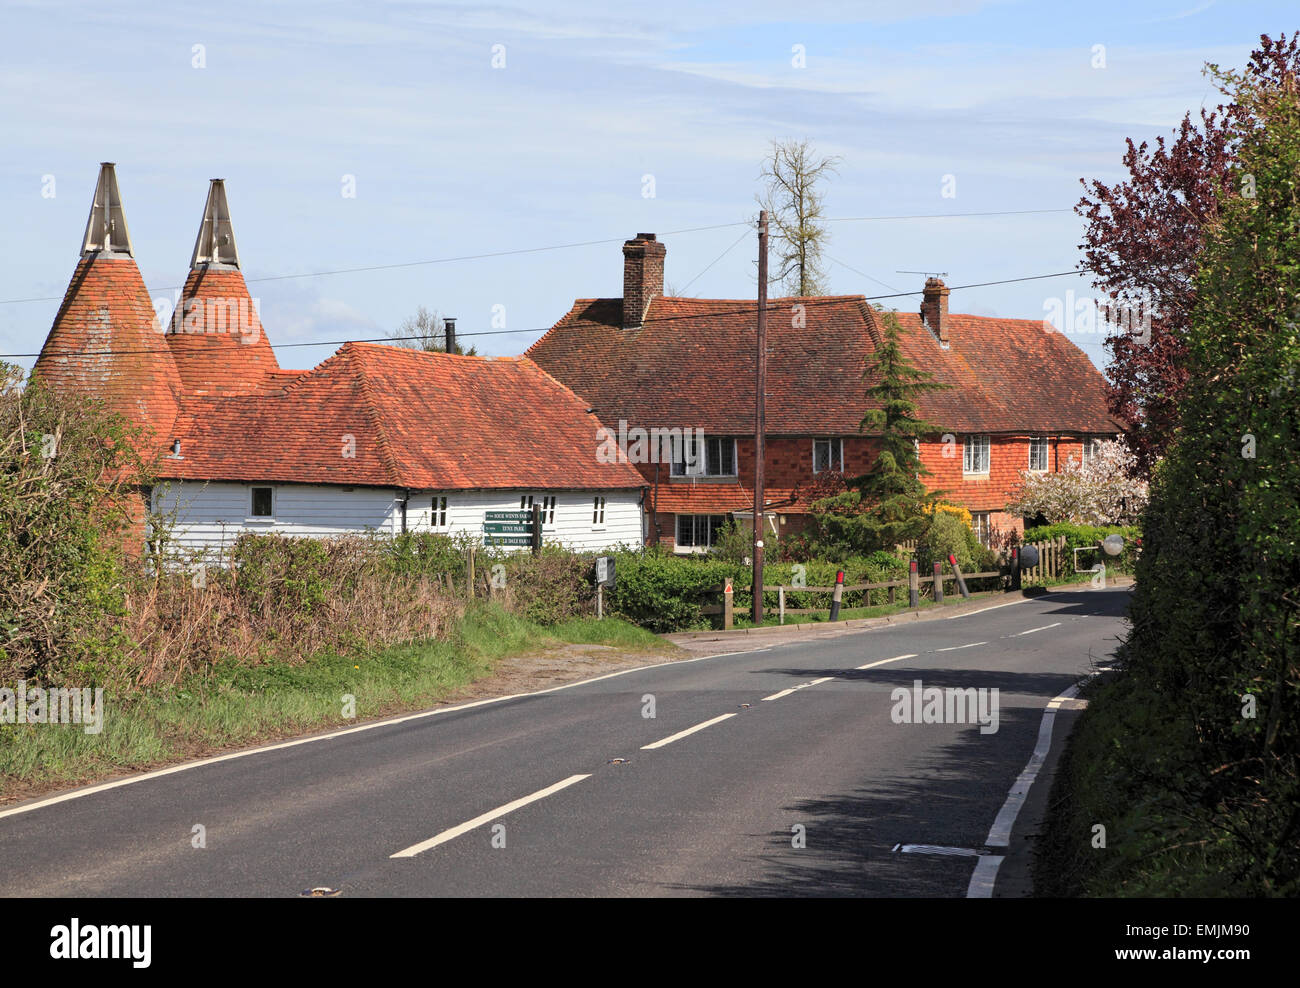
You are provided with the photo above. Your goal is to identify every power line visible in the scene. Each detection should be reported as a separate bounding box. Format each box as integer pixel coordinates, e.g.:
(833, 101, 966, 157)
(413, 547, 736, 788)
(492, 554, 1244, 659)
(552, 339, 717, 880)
(0, 266, 1093, 359)
(678, 229, 751, 295)
(0, 207, 1076, 307)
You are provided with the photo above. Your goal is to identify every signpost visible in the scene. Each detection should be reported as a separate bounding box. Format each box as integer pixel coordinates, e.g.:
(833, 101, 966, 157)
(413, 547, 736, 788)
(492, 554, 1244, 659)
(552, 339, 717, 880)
(483, 510, 534, 548)
(595, 556, 616, 619)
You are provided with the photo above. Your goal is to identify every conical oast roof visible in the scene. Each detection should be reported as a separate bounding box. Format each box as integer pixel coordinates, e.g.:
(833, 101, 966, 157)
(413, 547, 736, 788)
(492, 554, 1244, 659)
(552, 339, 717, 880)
(166, 179, 280, 394)
(33, 164, 182, 448)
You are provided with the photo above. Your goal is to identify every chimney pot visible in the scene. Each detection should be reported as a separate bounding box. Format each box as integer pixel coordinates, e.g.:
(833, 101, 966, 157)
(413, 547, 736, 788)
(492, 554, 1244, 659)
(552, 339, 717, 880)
(622, 234, 666, 330)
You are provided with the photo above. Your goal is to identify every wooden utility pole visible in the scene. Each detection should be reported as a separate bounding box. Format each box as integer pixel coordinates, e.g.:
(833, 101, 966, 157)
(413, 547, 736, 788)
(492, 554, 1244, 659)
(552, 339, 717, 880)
(752, 211, 768, 625)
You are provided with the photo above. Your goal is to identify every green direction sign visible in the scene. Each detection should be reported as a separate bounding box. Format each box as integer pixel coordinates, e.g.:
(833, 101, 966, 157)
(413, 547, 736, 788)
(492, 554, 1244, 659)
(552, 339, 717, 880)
(484, 535, 533, 547)
(484, 523, 531, 534)
(485, 510, 534, 523)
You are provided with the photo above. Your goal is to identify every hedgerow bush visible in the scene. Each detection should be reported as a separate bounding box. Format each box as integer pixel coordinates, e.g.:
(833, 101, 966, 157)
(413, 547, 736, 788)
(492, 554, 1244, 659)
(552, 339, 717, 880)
(1023, 523, 1141, 573)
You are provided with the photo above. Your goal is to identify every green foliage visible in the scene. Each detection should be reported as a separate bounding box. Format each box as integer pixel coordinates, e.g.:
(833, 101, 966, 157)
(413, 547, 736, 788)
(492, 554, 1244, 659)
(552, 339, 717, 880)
(1023, 523, 1141, 573)
(1058, 67, 1300, 896)
(605, 551, 739, 633)
(707, 519, 753, 564)
(499, 545, 594, 625)
(0, 365, 154, 685)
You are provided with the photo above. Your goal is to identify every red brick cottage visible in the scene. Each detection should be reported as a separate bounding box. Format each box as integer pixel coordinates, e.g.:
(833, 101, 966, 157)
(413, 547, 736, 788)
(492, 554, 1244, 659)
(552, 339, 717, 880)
(527, 233, 1124, 552)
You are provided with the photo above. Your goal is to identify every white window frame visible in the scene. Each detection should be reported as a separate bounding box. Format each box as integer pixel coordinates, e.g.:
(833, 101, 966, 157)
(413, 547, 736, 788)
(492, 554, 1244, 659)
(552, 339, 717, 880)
(592, 496, 606, 529)
(520, 494, 555, 526)
(430, 494, 448, 529)
(812, 437, 844, 474)
(971, 511, 991, 547)
(1028, 436, 1049, 473)
(671, 436, 737, 478)
(963, 435, 990, 476)
(249, 486, 275, 521)
(674, 514, 727, 552)
(1081, 437, 1101, 466)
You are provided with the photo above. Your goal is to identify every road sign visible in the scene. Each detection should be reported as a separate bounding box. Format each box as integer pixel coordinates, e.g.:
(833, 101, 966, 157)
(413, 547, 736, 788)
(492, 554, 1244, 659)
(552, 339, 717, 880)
(483, 523, 531, 534)
(485, 510, 533, 523)
(595, 556, 616, 587)
(484, 535, 533, 547)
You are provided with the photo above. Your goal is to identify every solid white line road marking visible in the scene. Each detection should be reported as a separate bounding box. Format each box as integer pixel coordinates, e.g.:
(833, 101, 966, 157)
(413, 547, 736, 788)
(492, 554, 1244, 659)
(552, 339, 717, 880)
(390, 774, 591, 858)
(966, 855, 1005, 898)
(934, 641, 987, 652)
(944, 596, 1048, 619)
(641, 713, 736, 749)
(984, 681, 1087, 848)
(856, 653, 916, 670)
(1007, 622, 1061, 637)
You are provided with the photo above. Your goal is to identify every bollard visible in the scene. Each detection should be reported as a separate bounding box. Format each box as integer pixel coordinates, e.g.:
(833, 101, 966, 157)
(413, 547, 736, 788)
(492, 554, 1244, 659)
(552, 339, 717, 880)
(908, 559, 919, 609)
(1011, 546, 1021, 591)
(779, 586, 786, 625)
(933, 561, 944, 603)
(948, 554, 970, 598)
(722, 580, 734, 631)
(829, 570, 845, 621)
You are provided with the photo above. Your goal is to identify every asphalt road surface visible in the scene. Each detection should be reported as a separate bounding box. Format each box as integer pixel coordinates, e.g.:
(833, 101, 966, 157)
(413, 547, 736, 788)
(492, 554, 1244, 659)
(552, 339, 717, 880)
(0, 587, 1129, 897)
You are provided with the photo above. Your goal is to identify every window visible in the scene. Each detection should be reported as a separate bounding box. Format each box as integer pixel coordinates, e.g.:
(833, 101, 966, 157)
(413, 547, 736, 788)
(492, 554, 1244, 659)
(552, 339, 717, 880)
(1028, 436, 1049, 472)
(676, 514, 727, 550)
(431, 495, 448, 528)
(671, 436, 736, 477)
(520, 494, 555, 524)
(813, 438, 843, 473)
(251, 487, 273, 517)
(1081, 437, 1101, 466)
(592, 496, 606, 527)
(963, 435, 990, 474)
(971, 511, 991, 547)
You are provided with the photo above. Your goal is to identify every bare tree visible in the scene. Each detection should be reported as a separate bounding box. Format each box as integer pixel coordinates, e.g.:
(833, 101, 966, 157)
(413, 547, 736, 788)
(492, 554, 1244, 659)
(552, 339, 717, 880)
(387, 306, 477, 355)
(757, 139, 841, 296)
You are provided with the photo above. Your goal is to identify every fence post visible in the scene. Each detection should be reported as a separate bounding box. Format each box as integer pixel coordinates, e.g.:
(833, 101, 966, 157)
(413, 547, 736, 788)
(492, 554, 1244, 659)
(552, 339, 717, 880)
(889, 584, 897, 606)
(909, 559, 919, 609)
(723, 579, 734, 630)
(933, 561, 944, 604)
(779, 585, 785, 625)
(1011, 546, 1021, 591)
(467, 546, 476, 599)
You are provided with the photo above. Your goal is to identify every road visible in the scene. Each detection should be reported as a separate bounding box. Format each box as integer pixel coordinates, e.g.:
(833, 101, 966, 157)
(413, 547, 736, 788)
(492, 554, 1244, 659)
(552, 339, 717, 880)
(0, 587, 1129, 897)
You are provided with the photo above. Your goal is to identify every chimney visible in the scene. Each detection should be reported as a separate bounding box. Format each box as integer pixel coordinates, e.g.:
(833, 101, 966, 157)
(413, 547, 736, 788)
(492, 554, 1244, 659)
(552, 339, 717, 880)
(444, 316, 456, 353)
(622, 233, 666, 330)
(920, 277, 950, 345)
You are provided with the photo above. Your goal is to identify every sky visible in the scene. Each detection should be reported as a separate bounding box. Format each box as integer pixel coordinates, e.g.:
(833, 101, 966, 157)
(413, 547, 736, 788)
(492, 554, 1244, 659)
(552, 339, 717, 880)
(1, 0, 1294, 374)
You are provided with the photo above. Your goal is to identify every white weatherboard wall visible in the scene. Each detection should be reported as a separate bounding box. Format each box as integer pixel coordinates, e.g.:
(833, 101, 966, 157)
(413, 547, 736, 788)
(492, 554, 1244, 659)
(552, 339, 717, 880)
(151, 481, 644, 559)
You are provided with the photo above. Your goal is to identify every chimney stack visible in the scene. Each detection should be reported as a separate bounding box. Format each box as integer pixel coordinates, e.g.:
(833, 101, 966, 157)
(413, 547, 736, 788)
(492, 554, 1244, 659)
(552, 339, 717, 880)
(622, 233, 665, 330)
(920, 277, 950, 345)
(444, 316, 456, 353)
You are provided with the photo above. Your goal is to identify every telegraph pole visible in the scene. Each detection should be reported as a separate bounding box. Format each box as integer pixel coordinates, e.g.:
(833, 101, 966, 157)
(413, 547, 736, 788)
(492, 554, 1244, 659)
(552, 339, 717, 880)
(752, 211, 768, 625)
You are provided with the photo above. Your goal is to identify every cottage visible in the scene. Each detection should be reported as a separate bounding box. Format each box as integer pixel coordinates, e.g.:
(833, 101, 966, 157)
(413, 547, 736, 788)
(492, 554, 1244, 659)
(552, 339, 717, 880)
(33, 165, 647, 559)
(527, 233, 1124, 551)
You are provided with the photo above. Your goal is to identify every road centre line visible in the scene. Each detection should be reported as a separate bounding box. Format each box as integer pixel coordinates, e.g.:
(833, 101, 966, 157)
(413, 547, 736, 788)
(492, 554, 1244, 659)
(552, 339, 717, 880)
(856, 653, 917, 670)
(1006, 622, 1061, 637)
(641, 713, 736, 750)
(390, 774, 591, 858)
(944, 595, 1050, 619)
(934, 641, 987, 652)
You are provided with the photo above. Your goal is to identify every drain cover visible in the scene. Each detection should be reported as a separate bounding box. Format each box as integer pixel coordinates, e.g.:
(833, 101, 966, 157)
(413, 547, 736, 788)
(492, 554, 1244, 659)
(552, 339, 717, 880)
(300, 887, 342, 897)
(607, 757, 630, 765)
(738, 703, 752, 708)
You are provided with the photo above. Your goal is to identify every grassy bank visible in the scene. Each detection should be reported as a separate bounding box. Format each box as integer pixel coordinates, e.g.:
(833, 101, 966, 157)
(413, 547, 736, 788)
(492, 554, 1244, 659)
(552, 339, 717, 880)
(0, 603, 671, 804)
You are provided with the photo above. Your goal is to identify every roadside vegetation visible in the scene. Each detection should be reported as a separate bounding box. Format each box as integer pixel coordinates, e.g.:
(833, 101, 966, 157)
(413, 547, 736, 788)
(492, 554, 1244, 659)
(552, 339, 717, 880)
(1040, 43, 1300, 897)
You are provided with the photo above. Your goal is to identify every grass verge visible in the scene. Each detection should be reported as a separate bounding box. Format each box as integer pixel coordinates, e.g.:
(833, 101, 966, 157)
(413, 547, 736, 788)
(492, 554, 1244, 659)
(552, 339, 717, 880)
(0, 602, 672, 805)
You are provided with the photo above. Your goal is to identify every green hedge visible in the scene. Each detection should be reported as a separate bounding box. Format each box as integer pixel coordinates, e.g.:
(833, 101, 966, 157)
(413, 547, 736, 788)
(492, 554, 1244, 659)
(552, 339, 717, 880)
(1023, 523, 1141, 573)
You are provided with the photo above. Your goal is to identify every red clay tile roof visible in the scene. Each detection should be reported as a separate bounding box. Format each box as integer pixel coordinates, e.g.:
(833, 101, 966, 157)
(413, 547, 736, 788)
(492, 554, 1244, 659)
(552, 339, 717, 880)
(165, 266, 281, 394)
(33, 254, 183, 450)
(161, 343, 646, 491)
(526, 295, 1122, 437)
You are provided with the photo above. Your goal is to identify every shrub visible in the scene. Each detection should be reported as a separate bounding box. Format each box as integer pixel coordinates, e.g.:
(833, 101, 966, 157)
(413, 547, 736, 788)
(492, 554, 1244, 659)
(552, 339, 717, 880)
(1023, 523, 1141, 573)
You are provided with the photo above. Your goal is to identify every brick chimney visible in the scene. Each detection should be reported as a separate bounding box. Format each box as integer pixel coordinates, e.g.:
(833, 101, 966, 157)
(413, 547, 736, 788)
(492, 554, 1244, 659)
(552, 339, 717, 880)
(920, 277, 950, 345)
(622, 233, 665, 330)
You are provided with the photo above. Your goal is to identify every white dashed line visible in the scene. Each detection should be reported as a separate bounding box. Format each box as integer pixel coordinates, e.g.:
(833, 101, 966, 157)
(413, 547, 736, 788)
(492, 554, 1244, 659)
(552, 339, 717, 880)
(641, 713, 736, 750)
(934, 641, 987, 652)
(1006, 622, 1061, 637)
(390, 774, 591, 858)
(856, 653, 916, 670)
